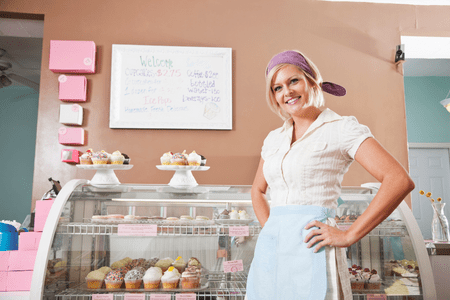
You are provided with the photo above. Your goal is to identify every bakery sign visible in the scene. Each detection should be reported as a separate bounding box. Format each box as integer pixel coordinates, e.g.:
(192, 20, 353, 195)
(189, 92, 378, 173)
(110, 44, 232, 130)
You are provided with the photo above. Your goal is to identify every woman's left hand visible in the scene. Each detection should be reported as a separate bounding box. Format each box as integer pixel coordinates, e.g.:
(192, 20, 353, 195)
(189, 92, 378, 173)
(303, 220, 352, 252)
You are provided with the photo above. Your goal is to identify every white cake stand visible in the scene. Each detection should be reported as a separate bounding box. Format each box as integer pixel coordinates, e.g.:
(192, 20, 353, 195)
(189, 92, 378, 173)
(76, 164, 133, 186)
(156, 165, 210, 188)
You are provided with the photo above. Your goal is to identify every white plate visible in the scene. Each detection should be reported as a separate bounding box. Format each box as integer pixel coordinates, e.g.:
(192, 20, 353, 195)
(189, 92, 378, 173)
(156, 165, 210, 171)
(214, 219, 254, 225)
(77, 164, 133, 170)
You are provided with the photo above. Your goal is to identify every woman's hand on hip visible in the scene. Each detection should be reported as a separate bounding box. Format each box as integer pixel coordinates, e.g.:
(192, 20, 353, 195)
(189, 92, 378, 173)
(303, 220, 353, 252)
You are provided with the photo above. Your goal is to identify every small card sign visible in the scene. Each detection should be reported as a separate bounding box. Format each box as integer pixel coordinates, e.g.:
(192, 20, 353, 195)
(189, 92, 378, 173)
(125, 294, 145, 300)
(150, 295, 171, 300)
(223, 259, 244, 273)
(92, 295, 114, 300)
(118, 224, 157, 236)
(229, 226, 249, 236)
(176, 293, 196, 300)
(367, 295, 387, 300)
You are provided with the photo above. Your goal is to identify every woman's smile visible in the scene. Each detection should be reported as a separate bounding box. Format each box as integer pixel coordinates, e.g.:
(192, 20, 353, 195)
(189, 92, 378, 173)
(286, 96, 301, 105)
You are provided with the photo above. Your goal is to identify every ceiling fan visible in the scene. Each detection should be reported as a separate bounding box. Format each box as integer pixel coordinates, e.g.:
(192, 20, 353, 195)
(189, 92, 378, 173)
(0, 48, 39, 91)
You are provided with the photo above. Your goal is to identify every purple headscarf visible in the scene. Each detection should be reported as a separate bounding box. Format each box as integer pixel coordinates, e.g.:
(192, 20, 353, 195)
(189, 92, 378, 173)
(266, 50, 346, 97)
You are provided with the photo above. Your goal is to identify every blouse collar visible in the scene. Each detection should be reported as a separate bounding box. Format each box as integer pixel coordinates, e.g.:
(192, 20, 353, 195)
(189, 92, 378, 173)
(281, 108, 343, 140)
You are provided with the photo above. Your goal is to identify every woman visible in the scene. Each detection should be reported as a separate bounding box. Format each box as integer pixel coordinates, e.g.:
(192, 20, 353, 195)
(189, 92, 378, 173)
(246, 50, 415, 300)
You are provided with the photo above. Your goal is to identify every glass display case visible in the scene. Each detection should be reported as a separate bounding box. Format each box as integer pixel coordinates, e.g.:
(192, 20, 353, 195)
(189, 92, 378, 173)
(30, 179, 436, 299)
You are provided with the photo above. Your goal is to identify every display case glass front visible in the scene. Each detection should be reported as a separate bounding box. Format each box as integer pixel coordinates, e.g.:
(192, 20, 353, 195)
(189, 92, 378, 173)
(31, 180, 435, 299)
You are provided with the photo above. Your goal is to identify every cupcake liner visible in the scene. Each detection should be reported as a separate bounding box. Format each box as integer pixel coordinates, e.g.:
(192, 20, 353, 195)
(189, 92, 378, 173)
(144, 279, 161, 289)
(181, 277, 200, 289)
(162, 280, 179, 289)
(86, 278, 103, 289)
(105, 279, 123, 289)
(125, 279, 142, 289)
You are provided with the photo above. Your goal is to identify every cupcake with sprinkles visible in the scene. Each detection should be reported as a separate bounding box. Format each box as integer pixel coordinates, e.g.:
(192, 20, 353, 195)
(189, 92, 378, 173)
(171, 151, 188, 165)
(92, 150, 109, 165)
(79, 149, 93, 165)
(105, 270, 124, 289)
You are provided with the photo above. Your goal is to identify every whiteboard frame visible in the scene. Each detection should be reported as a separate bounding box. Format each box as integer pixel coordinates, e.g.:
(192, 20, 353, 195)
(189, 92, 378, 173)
(109, 44, 232, 130)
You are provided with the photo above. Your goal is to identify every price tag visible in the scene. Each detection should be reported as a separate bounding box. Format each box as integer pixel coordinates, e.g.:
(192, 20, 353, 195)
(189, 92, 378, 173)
(367, 295, 387, 300)
(118, 224, 157, 236)
(150, 295, 171, 300)
(176, 294, 196, 300)
(92, 295, 114, 300)
(229, 226, 249, 236)
(223, 259, 244, 273)
(125, 294, 145, 300)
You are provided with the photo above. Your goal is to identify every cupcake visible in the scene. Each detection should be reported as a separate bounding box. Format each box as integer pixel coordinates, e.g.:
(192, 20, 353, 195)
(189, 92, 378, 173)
(147, 257, 160, 268)
(122, 153, 130, 165)
(187, 151, 201, 166)
(155, 257, 174, 273)
(98, 266, 112, 275)
(181, 266, 200, 289)
(229, 210, 239, 220)
(92, 150, 109, 165)
(80, 149, 93, 164)
(196, 216, 209, 221)
(187, 257, 202, 272)
(161, 266, 180, 289)
(199, 154, 207, 166)
(160, 152, 173, 165)
(86, 269, 106, 289)
(239, 210, 250, 219)
(171, 151, 188, 165)
(172, 256, 187, 273)
(105, 270, 124, 289)
(350, 271, 364, 290)
(110, 150, 125, 164)
(366, 269, 381, 290)
(124, 268, 144, 289)
(143, 267, 163, 289)
(219, 209, 230, 219)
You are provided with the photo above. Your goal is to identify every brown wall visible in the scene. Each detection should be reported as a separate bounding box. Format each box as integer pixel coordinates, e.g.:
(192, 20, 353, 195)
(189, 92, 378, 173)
(2, 0, 450, 211)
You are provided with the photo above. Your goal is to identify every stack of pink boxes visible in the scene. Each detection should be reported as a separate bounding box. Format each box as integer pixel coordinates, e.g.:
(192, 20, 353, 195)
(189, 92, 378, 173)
(50, 40, 96, 163)
(0, 200, 54, 292)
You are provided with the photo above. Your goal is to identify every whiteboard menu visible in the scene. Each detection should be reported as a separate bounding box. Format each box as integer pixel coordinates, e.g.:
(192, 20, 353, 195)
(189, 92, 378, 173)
(109, 44, 232, 129)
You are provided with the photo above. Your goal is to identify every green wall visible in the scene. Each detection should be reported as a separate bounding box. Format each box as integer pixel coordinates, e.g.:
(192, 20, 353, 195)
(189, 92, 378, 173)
(404, 76, 450, 143)
(0, 86, 39, 224)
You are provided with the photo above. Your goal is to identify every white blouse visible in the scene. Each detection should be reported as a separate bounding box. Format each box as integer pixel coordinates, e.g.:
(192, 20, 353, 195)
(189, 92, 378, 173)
(262, 108, 373, 210)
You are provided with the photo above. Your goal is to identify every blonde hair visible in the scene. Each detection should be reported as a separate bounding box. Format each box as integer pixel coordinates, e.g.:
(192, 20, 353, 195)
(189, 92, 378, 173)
(265, 50, 325, 120)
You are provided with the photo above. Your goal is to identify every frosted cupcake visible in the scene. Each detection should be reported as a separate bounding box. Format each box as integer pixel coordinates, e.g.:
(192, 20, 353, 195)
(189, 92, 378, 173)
(160, 152, 173, 165)
(171, 151, 188, 165)
(92, 150, 109, 164)
(143, 267, 163, 289)
(110, 150, 125, 164)
(229, 210, 239, 219)
(124, 268, 144, 289)
(366, 269, 381, 290)
(350, 271, 364, 290)
(239, 210, 250, 219)
(172, 256, 187, 273)
(86, 269, 106, 289)
(187, 257, 202, 271)
(187, 151, 202, 166)
(155, 257, 174, 273)
(98, 266, 112, 275)
(80, 149, 93, 164)
(161, 266, 180, 289)
(181, 266, 200, 289)
(105, 270, 124, 289)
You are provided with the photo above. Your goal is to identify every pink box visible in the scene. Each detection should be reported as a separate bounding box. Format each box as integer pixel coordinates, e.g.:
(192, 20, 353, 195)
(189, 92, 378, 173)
(0, 251, 10, 271)
(61, 149, 80, 163)
(18, 232, 42, 251)
(9, 250, 37, 271)
(6, 271, 33, 291)
(59, 75, 87, 102)
(49, 40, 96, 73)
(58, 127, 85, 145)
(35, 199, 55, 232)
(0, 271, 6, 292)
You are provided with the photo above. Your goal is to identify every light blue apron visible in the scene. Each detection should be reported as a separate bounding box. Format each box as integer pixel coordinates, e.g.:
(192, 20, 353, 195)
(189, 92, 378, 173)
(246, 205, 335, 300)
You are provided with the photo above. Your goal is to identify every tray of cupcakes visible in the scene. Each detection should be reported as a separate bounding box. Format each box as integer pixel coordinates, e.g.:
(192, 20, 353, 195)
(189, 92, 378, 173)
(157, 150, 208, 170)
(77, 149, 132, 168)
(83, 256, 208, 291)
